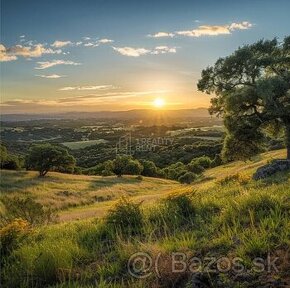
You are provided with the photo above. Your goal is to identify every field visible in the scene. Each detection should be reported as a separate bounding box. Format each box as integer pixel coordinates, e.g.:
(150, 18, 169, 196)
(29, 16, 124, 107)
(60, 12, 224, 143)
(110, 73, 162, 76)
(0, 171, 181, 222)
(0, 149, 289, 287)
(62, 139, 107, 150)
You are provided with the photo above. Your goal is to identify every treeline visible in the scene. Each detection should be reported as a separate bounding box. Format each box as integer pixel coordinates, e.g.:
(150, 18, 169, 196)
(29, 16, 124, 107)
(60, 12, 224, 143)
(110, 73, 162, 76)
(81, 154, 222, 184)
(0, 143, 222, 184)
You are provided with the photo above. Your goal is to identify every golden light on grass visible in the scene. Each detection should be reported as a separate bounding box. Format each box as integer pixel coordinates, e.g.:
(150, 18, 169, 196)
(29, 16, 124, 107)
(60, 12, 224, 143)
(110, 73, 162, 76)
(153, 97, 165, 108)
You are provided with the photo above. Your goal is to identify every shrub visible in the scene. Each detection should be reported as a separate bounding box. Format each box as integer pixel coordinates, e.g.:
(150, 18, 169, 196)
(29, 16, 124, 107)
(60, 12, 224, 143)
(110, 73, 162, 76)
(194, 156, 213, 168)
(187, 156, 213, 175)
(0, 218, 31, 256)
(187, 162, 204, 174)
(2, 197, 57, 225)
(178, 172, 197, 184)
(112, 156, 143, 177)
(148, 193, 196, 234)
(219, 173, 251, 186)
(0, 145, 21, 170)
(140, 160, 158, 177)
(1, 154, 21, 170)
(105, 198, 143, 236)
(162, 162, 188, 180)
(211, 154, 223, 167)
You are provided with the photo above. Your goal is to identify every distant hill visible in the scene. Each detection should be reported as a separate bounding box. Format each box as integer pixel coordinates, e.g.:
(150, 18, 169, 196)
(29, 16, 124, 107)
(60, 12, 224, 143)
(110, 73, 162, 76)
(0, 108, 211, 122)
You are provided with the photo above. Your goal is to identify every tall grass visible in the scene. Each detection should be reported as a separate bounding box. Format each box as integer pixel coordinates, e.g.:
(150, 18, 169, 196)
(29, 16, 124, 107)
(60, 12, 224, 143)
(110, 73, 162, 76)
(1, 166, 289, 287)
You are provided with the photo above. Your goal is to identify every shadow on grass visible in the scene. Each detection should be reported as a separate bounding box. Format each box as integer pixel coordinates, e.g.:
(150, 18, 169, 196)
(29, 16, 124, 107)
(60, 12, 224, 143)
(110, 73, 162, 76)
(0, 170, 40, 194)
(87, 175, 143, 190)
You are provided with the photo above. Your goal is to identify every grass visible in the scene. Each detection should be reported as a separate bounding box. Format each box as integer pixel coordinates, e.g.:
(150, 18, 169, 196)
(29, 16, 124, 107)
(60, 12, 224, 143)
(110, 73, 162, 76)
(0, 171, 180, 221)
(0, 149, 289, 287)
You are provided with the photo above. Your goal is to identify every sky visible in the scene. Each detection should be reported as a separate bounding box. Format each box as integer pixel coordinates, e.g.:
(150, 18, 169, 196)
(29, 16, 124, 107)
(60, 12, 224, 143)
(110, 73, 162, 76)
(1, 0, 289, 114)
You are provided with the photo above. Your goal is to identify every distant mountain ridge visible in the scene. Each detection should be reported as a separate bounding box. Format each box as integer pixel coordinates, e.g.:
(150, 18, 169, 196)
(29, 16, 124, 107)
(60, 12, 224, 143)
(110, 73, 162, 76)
(1, 108, 211, 122)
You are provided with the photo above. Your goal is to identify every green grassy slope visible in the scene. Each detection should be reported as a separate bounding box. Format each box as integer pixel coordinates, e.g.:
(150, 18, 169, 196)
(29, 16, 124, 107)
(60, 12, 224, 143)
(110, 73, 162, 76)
(0, 149, 289, 287)
(0, 149, 287, 222)
(0, 170, 182, 221)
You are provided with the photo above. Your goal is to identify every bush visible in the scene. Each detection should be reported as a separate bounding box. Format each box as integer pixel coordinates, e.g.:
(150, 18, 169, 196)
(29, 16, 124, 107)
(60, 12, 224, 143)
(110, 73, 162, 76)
(194, 156, 213, 168)
(0, 145, 21, 170)
(140, 160, 158, 177)
(187, 162, 204, 174)
(218, 173, 250, 186)
(2, 155, 21, 170)
(2, 197, 57, 225)
(162, 162, 188, 180)
(105, 198, 143, 236)
(211, 154, 223, 167)
(178, 172, 197, 184)
(148, 193, 196, 234)
(188, 156, 212, 173)
(0, 218, 31, 256)
(112, 156, 143, 177)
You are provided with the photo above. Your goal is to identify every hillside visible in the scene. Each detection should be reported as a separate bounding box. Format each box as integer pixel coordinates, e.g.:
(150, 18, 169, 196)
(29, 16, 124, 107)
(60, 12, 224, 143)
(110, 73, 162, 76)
(1, 149, 289, 288)
(0, 171, 182, 222)
(0, 149, 287, 222)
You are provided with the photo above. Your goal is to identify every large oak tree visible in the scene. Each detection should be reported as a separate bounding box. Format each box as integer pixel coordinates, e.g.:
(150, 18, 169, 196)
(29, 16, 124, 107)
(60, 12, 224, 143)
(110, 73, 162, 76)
(26, 144, 76, 176)
(198, 37, 290, 160)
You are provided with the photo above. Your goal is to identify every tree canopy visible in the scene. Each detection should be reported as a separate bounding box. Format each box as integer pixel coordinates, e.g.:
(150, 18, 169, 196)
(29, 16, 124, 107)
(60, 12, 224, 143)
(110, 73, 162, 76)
(112, 155, 143, 177)
(26, 144, 76, 176)
(198, 37, 290, 160)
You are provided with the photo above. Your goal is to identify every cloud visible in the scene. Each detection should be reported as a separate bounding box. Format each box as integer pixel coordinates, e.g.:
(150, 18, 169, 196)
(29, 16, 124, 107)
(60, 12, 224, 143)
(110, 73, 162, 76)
(83, 39, 114, 47)
(229, 21, 253, 30)
(147, 21, 253, 39)
(98, 38, 114, 44)
(84, 42, 99, 47)
(177, 25, 231, 37)
(0, 43, 61, 62)
(51, 40, 72, 48)
(0, 44, 18, 62)
(35, 74, 66, 79)
(112, 46, 177, 57)
(112, 46, 150, 57)
(1, 90, 168, 113)
(148, 32, 175, 38)
(59, 85, 114, 91)
(176, 21, 253, 37)
(57, 89, 168, 102)
(19, 35, 26, 42)
(35, 60, 81, 69)
(152, 46, 177, 54)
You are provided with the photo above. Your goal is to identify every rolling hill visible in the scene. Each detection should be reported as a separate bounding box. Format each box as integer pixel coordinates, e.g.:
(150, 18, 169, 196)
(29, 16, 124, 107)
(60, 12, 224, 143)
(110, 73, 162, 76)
(0, 149, 289, 288)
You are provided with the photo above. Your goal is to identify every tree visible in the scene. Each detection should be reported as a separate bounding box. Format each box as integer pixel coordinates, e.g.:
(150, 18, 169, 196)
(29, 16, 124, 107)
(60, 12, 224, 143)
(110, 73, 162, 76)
(191, 156, 212, 169)
(198, 37, 290, 160)
(112, 156, 143, 177)
(178, 172, 197, 184)
(26, 144, 76, 176)
(0, 144, 21, 170)
(140, 160, 158, 177)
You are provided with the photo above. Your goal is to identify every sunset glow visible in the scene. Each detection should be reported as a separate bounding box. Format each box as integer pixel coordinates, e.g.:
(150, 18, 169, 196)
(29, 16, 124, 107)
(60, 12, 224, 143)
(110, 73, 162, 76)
(153, 98, 165, 108)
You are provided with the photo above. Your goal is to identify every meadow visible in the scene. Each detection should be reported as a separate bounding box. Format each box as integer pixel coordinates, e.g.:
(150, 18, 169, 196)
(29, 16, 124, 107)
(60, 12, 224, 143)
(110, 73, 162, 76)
(62, 140, 108, 150)
(0, 149, 289, 287)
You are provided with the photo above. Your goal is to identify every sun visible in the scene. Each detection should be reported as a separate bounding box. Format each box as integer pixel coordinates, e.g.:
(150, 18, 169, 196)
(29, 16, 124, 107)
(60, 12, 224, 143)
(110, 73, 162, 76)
(153, 98, 165, 108)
